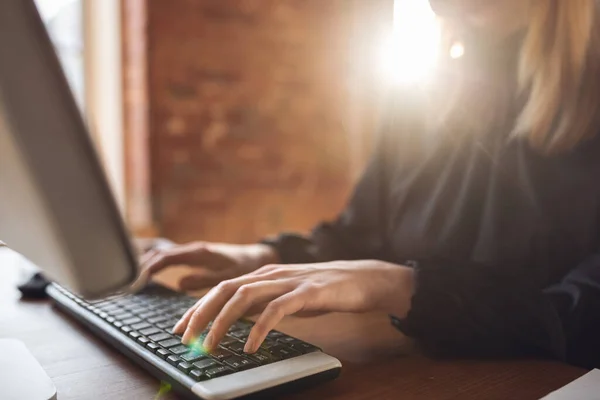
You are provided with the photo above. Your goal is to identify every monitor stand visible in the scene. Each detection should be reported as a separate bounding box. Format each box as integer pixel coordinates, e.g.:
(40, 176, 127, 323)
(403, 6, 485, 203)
(0, 339, 57, 400)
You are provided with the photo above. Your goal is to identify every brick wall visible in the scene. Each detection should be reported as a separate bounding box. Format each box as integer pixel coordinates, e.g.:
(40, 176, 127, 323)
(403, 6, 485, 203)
(145, 0, 392, 243)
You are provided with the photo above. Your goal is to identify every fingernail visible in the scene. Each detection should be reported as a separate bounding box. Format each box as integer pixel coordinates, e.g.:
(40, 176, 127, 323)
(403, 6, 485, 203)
(182, 331, 192, 345)
(203, 333, 213, 350)
(244, 338, 255, 354)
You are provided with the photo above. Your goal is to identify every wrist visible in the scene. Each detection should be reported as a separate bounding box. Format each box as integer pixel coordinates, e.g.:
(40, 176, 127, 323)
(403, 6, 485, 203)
(379, 263, 415, 319)
(251, 244, 280, 267)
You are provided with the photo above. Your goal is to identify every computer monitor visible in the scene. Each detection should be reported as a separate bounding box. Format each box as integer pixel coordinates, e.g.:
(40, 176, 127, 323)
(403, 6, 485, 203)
(0, 0, 137, 297)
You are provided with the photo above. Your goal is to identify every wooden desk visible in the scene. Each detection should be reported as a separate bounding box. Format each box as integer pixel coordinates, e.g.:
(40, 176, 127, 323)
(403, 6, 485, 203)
(0, 248, 586, 399)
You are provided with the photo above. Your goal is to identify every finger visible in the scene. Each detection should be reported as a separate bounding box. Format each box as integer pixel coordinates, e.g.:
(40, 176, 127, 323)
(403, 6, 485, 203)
(203, 281, 294, 350)
(143, 243, 207, 275)
(139, 249, 158, 266)
(245, 290, 307, 353)
(173, 297, 205, 335)
(247, 263, 287, 276)
(178, 271, 223, 291)
(181, 273, 284, 345)
(134, 238, 156, 256)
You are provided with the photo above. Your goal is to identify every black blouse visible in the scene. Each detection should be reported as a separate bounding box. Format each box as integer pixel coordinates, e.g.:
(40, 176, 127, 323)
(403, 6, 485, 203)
(262, 33, 600, 369)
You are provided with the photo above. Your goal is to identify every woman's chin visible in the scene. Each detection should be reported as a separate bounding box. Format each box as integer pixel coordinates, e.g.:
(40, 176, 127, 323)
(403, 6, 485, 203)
(428, 0, 488, 19)
(428, 0, 459, 17)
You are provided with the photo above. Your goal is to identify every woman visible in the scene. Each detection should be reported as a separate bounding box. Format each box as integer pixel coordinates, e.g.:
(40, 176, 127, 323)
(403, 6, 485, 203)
(141, 0, 600, 368)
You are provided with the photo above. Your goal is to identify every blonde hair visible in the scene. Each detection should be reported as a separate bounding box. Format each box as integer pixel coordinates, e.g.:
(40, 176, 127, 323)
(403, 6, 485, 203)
(515, 0, 599, 153)
(436, 0, 600, 154)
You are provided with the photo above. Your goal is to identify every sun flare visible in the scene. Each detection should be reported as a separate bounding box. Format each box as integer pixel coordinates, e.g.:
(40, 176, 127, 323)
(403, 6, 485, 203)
(380, 0, 441, 84)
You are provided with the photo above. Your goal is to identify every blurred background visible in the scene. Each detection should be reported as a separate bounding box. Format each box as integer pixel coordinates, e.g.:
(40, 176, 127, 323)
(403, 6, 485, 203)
(35, 0, 439, 244)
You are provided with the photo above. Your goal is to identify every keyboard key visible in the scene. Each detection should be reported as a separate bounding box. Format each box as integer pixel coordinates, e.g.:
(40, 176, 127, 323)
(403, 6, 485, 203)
(223, 356, 257, 371)
(267, 331, 284, 340)
(226, 341, 246, 354)
(146, 342, 160, 352)
(192, 359, 218, 370)
(98, 312, 109, 319)
(276, 336, 297, 345)
(98, 304, 120, 312)
(181, 352, 206, 363)
(230, 321, 251, 331)
(113, 321, 123, 328)
(106, 307, 126, 316)
(169, 345, 189, 355)
(131, 322, 151, 330)
(106, 317, 115, 324)
(247, 349, 275, 365)
(177, 362, 193, 373)
(156, 349, 170, 359)
(112, 311, 134, 320)
(230, 325, 251, 334)
(137, 336, 150, 345)
(121, 326, 132, 334)
(220, 336, 240, 347)
(289, 342, 320, 354)
(268, 344, 301, 360)
(158, 339, 181, 348)
(129, 331, 141, 339)
(149, 333, 172, 342)
(173, 308, 188, 318)
(259, 339, 278, 350)
(156, 319, 179, 329)
(230, 330, 250, 340)
(153, 306, 172, 314)
(189, 369, 206, 381)
(115, 299, 138, 308)
(205, 365, 234, 379)
(148, 315, 170, 324)
(210, 347, 234, 361)
(124, 306, 146, 314)
(139, 311, 158, 319)
(140, 327, 161, 336)
(123, 317, 142, 325)
(167, 355, 182, 366)
(160, 307, 181, 316)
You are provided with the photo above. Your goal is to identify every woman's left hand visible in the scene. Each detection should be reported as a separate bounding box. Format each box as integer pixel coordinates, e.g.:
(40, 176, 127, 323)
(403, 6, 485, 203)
(173, 259, 414, 353)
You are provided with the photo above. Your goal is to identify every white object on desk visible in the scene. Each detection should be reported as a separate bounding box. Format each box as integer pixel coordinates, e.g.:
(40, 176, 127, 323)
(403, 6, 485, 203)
(541, 369, 600, 400)
(0, 339, 57, 400)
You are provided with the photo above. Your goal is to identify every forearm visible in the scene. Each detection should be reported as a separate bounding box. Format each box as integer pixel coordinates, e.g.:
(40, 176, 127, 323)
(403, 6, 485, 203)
(389, 258, 568, 361)
(251, 243, 280, 266)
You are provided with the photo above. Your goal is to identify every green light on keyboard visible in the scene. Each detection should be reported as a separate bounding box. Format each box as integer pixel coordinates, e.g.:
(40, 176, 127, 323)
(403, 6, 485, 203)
(188, 337, 208, 354)
(154, 381, 171, 400)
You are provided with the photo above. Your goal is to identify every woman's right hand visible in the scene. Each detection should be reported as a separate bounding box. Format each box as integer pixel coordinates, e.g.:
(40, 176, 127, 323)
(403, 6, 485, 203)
(138, 242, 279, 291)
